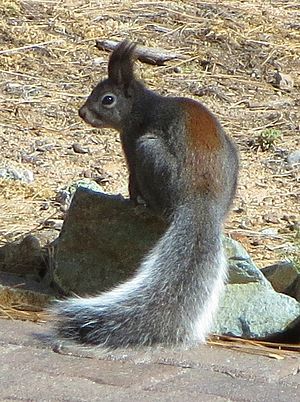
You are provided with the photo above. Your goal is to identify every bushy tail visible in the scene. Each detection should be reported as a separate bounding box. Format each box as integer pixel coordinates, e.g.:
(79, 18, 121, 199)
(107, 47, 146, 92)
(53, 201, 227, 348)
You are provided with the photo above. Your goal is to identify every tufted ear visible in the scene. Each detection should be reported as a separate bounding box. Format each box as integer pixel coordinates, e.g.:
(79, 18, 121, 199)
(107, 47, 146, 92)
(108, 40, 137, 93)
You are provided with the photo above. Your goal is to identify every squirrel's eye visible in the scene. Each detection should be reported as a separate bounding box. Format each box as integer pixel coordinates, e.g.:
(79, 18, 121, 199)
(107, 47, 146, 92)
(101, 94, 116, 108)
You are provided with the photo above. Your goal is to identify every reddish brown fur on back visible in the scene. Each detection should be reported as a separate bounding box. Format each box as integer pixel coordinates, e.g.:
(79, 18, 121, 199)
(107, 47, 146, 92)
(180, 99, 223, 194)
(181, 99, 221, 150)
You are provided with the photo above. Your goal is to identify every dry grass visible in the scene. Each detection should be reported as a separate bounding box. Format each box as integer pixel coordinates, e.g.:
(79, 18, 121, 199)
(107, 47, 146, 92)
(208, 335, 300, 359)
(0, 0, 299, 267)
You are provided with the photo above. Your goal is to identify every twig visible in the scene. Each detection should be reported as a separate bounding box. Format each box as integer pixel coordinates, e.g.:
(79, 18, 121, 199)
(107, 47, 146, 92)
(0, 40, 64, 56)
(95, 39, 186, 66)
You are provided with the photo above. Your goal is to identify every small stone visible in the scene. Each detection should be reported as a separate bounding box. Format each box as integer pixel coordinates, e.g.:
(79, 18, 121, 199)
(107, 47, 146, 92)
(55, 189, 71, 206)
(21, 153, 38, 164)
(93, 57, 105, 65)
(238, 219, 251, 230)
(43, 219, 63, 231)
(233, 207, 245, 214)
(0, 167, 34, 183)
(40, 202, 50, 210)
(223, 237, 270, 286)
(72, 143, 90, 154)
(260, 228, 278, 236)
(262, 212, 280, 224)
(173, 66, 182, 73)
(273, 71, 294, 91)
(4, 82, 22, 95)
(83, 169, 92, 178)
(287, 150, 300, 166)
(1, 235, 43, 276)
(251, 238, 263, 247)
(36, 144, 54, 152)
(287, 222, 300, 232)
(261, 260, 299, 294)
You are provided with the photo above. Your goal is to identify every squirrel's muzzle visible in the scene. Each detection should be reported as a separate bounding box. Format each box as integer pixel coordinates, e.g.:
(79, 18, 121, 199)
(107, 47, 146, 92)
(79, 104, 104, 128)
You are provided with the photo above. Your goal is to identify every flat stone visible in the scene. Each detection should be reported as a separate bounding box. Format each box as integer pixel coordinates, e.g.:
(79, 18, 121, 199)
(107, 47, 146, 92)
(213, 283, 300, 339)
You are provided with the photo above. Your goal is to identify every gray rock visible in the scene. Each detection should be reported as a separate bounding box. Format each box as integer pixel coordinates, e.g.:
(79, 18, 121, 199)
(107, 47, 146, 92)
(260, 228, 278, 236)
(212, 283, 300, 339)
(55, 179, 103, 210)
(272, 71, 294, 91)
(294, 276, 300, 302)
(261, 260, 299, 294)
(72, 143, 90, 154)
(0, 235, 43, 277)
(284, 275, 300, 303)
(53, 185, 166, 295)
(223, 237, 270, 286)
(287, 150, 300, 166)
(0, 166, 34, 183)
(53, 184, 271, 294)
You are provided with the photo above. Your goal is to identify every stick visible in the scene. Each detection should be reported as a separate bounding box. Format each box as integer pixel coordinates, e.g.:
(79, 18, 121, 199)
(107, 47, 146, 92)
(0, 40, 64, 56)
(95, 39, 185, 66)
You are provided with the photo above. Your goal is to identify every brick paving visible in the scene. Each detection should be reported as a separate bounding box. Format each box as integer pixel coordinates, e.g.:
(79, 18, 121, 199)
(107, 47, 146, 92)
(0, 319, 299, 401)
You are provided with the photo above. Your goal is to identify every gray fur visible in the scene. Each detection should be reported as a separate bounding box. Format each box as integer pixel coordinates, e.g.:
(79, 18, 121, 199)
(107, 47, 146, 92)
(53, 40, 239, 347)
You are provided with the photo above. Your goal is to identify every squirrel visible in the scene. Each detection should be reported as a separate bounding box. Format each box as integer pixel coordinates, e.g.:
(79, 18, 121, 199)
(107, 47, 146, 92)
(52, 40, 239, 348)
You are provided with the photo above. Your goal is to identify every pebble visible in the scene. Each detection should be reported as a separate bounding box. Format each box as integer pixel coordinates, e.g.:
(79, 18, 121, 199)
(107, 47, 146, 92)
(260, 228, 278, 236)
(273, 71, 294, 91)
(263, 212, 280, 224)
(173, 66, 182, 73)
(72, 143, 90, 154)
(0, 167, 34, 183)
(43, 219, 64, 231)
(287, 150, 300, 166)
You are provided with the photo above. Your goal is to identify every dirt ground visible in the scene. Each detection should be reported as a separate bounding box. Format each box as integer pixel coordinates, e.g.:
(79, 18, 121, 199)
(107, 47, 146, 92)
(0, 0, 299, 268)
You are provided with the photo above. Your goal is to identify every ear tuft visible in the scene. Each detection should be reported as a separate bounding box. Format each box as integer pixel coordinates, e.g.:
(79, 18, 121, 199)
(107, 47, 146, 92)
(108, 40, 137, 90)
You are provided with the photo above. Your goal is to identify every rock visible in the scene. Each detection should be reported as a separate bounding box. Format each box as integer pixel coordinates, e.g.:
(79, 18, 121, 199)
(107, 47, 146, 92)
(294, 276, 300, 302)
(35, 140, 54, 152)
(272, 71, 294, 91)
(43, 219, 64, 231)
(0, 235, 44, 277)
(93, 57, 105, 65)
(72, 143, 90, 154)
(223, 237, 270, 286)
(287, 150, 300, 166)
(53, 185, 166, 295)
(55, 179, 102, 211)
(284, 275, 300, 303)
(53, 185, 271, 295)
(212, 283, 300, 339)
(260, 228, 278, 236)
(4, 83, 41, 97)
(0, 166, 34, 183)
(261, 260, 299, 294)
(262, 212, 280, 224)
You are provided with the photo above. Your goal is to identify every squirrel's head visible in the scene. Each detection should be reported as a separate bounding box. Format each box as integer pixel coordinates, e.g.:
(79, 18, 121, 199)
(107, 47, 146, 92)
(79, 40, 138, 130)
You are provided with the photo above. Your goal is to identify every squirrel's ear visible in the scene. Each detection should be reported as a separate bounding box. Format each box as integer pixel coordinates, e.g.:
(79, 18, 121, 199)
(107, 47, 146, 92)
(108, 40, 137, 91)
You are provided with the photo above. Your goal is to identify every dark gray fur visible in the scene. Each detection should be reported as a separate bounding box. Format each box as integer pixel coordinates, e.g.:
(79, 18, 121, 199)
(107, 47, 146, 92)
(53, 40, 239, 348)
